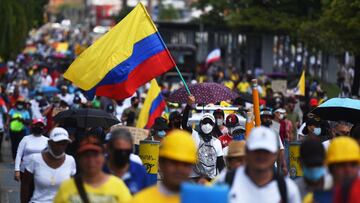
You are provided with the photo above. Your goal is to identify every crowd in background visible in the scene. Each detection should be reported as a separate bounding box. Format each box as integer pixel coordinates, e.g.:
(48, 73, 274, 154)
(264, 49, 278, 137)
(0, 23, 359, 203)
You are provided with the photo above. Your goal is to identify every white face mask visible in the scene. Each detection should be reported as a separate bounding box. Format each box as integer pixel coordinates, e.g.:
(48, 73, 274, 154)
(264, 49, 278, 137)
(279, 114, 285, 120)
(201, 124, 213, 134)
(47, 145, 65, 159)
(216, 119, 223, 126)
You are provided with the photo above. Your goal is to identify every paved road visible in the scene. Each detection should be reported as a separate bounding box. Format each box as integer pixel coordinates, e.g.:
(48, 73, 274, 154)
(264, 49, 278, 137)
(0, 137, 20, 203)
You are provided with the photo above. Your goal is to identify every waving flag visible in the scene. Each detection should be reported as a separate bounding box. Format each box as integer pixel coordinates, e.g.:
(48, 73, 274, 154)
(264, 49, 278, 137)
(205, 48, 221, 64)
(294, 70, 305, 96)
(136, 79, 166, 129)
(64, 3, 174, 100)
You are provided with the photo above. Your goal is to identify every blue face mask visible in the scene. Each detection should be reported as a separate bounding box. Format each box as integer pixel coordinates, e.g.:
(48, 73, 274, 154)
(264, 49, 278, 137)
(313, 127, 321, 136)
(158, 130, 166, 138)
(302, 166, 326, 182)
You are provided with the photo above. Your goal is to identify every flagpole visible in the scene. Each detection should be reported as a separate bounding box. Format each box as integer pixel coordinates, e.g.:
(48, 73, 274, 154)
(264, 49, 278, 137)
(140, 3, 192, 96)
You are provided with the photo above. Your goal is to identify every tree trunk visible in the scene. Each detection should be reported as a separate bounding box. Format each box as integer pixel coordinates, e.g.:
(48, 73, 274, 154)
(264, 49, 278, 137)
(351, 54, 360, 96)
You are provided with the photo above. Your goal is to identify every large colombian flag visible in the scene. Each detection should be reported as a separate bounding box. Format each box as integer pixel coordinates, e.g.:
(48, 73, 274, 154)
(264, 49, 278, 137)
(64, 3, 174, 100)
(136, 79, 166, 129)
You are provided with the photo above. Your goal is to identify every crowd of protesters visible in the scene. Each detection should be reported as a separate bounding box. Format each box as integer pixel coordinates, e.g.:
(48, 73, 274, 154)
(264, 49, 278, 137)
(0, 23, 359, 203)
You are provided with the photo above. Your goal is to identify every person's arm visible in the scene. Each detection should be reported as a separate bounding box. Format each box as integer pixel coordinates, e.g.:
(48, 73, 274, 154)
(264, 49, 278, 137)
(22, 111, 31, 125)
(5, 110, 12, 131)
(215, 139, 225, 173)
(20, 169, 34, 203)
(181, 95, 195, 133)
(277, 149, 288, 176)
(216, 157, 225, 173)
(121, 109, 128, 122)
(14, 137, 26, 181)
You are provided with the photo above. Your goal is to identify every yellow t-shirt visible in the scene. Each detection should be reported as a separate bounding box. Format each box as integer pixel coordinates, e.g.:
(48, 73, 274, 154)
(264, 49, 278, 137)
(129, 185, 179, 203)
(54, 175, 132, 203)
(237, 82, 250, 93)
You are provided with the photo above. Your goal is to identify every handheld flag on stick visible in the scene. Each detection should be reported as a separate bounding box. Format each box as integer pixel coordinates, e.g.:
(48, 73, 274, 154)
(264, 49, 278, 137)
(295, 71, 305, 96)
(205, 48, 221, 64)
(64, 3, 189, 100)
(136, 79, 166, 129)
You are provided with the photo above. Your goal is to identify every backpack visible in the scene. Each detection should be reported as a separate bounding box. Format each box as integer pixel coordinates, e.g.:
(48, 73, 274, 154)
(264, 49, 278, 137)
(193, 139, 217, 179)
(225, 170, 288, 203)
(10, 112, 24, 132)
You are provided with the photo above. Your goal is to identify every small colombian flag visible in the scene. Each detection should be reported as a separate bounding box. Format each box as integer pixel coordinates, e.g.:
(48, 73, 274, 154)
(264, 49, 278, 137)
(136, 79, 166, 129)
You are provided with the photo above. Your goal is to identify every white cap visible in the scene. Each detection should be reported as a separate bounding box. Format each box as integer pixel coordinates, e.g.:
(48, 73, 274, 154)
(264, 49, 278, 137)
(49, 127, 71, 142)
(247, 126, 278, 153)
(201, 113, 215, 123)
(274, 108, 286, 114)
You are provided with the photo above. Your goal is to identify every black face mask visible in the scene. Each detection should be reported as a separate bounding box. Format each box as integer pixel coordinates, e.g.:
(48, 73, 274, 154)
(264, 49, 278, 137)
(112, 149, 131, 167)
(262, 120, 272, 127)
(31, 126, 44, 135)
(133, 103, 139, 108)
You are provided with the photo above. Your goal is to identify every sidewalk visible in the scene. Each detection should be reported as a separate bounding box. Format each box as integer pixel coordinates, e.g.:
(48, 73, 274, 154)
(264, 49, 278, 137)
(0, 137, 20, 203)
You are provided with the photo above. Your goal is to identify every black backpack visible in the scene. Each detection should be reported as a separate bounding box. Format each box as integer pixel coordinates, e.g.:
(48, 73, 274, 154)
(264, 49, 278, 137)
(225, 170, 288, 203)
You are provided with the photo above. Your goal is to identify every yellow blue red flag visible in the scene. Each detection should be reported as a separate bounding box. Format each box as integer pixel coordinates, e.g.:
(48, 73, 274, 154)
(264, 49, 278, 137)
(136, 79, 166, 129)
(64, 3, 174, 100)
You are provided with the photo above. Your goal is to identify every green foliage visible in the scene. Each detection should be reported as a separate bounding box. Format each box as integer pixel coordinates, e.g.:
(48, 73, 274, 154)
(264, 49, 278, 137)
(158, 4, 181, 21)
(193, 0, 322, 35)
(194, 0, 359, 56)
(114, 6, 133, 22)
(299, 0, 360, 54)
(0, 0, 48, 60)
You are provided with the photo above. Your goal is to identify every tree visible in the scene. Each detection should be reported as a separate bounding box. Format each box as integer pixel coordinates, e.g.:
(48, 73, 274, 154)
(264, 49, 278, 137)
(158, 4, 181, 21)
(299, 0, 360, 95)
(0, 0, 48, 60)
(194, 0, 322, 35)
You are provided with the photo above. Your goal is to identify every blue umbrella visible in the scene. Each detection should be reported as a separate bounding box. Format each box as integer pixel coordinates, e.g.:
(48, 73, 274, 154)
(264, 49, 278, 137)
(41, 86, 59, 94)
(311, 98, 360, 124)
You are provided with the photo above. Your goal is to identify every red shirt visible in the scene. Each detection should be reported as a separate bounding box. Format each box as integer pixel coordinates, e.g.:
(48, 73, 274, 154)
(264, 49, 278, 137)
(218, 134, 232, 148)
(334, 178, 360, 203)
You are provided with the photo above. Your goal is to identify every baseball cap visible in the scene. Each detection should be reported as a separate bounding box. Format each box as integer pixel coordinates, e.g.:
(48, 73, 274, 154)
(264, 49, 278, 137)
(78, 136, 103, 154)
(247, 126, 279, 153)
(152, 117, 169, 130)
(226, 114, 239, 128)
(227, 141, 246, 157)
(49, 127, 71, 142)
(230, 125, 245, 134)
(274, 108, 286, 114)
(201, 113, 215, 123)
(32, 118, 45, 126)
(260, 108, 273, 117)
(306, 118, 321, 127)
(300, 139, 325, 166)
(213, 109, 224, 118)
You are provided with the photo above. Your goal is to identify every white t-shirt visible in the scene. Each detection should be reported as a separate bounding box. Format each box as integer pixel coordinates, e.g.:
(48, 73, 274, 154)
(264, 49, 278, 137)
(26, 153, 76, 203)
(30, 100, 44, 120)
(130, 153, 143, 165)
(15, 134, 48, 172)
(191, 130, 224, 178)
(215, 166, 301, 203)
(268, 125, 284, 150)
(40, 75, 53, 87)
(58, 93, 74, 106)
